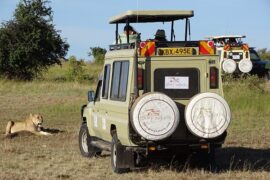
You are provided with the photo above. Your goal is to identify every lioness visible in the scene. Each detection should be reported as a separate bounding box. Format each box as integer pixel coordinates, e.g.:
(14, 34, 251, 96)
(5, 114, 52, 137)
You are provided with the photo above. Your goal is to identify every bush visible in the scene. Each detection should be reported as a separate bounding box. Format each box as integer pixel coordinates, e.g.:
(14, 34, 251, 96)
(66, 56, 86, 82)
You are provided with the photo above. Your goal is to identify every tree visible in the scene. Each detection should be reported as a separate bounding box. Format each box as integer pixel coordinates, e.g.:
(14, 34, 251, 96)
(88, 47, 107, 64)
(0, 0, 69, 80)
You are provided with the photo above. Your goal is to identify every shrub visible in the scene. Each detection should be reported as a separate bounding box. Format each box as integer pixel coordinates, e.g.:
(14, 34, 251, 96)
(66, 56, 86, 82)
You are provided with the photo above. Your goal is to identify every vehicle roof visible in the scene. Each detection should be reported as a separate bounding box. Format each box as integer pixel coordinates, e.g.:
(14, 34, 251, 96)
(205, 35, 246, 40)
(109, 10, 194, 24)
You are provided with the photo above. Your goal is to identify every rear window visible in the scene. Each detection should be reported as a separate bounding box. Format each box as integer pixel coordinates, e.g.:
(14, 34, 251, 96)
(154, 68, 200, 99)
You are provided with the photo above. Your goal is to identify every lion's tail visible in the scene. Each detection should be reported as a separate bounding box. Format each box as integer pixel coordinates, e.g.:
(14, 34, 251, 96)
(5, 121, 14, 136)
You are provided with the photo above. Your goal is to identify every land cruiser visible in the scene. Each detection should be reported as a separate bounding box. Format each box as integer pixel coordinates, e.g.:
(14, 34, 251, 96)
(79, 10, 231, 173)
(206, 35, 253, 74)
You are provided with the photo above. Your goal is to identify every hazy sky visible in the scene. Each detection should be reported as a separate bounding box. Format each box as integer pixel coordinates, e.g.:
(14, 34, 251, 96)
(1, 0, 270, 60)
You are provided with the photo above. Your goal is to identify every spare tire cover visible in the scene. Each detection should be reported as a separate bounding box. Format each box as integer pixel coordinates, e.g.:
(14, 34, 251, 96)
(222, 59, 237, 73)
(185, 93, 231, 139)
(131, 92, 180, 141)
(239, 60, 253, 73)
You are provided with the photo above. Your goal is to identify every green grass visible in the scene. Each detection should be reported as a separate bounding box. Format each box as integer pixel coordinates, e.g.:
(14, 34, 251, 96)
(0, 69, 270, 179)
(39, 61, 103, 84)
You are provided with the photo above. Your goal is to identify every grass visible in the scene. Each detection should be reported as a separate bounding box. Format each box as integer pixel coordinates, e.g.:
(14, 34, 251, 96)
(0, 69, 270, 179)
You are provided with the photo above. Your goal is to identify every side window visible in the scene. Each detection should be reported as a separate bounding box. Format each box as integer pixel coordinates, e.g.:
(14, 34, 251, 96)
(110, 61, 129, 101)
(111, 62, 121, 99)
(119, 62, 129, 100)
(102, 64, 111, 99)
(95, 80, 102, 102)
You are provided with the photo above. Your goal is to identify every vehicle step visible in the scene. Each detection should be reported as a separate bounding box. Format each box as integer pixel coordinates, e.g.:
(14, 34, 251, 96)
(91, 140, 111, 151)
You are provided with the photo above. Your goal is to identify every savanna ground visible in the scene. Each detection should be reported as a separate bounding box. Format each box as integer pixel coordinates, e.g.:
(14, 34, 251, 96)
(0, 63, 270, 179)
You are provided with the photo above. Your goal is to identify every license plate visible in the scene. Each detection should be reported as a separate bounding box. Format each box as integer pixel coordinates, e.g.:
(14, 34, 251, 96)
(157, 47, 196, 56)
(232, 55, 240, 59)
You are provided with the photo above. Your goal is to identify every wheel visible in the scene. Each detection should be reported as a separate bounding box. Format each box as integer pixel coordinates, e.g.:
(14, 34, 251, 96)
(264, 70, 270, 82)
(111, 133, 130, 173)
(79, 123, 101, 157)
(131, 92, 180, 141)
(193, 147, 216, 169)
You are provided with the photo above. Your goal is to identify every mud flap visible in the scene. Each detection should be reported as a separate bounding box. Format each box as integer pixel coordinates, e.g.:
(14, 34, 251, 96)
(116, 145, 135, 168)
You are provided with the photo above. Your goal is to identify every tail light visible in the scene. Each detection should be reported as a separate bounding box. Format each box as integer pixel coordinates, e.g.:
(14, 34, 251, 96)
(137, 68, 144, 90)
(246, 52, 249, 59)
(224, 51, 227, 58)
(210, 67, 219, 89)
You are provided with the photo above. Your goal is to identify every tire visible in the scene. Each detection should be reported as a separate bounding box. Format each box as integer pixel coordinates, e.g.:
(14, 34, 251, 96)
(131, 92, 180, 141)
(185, 93, 231, 139)
(111, 133, 130, 173)
(193, 147, 216, 169)
(222, 59, 237, 74)
(238, 59, 253, 73)
(264, 70, 270, 82)
(79, 123, 101, 157)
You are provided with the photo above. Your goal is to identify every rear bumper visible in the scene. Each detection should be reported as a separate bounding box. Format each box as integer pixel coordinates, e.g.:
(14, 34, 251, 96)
(127, 132, 227, 153)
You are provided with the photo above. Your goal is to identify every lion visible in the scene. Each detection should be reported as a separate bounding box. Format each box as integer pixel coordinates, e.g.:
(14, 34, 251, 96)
(5, 113, 52, 137)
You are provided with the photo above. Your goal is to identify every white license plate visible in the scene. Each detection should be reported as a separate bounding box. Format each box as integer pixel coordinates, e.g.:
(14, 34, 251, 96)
(232, 55, 240, 59)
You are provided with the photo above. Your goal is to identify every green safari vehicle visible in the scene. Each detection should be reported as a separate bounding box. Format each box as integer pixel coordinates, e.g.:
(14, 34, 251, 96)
(79, 10, 231, 173)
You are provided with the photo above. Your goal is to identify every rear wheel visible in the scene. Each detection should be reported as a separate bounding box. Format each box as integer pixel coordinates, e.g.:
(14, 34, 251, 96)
(79, 123, 101, 157)
(264, 70, 270, 82)
(111, 133, 130, 173)
(193, 147, 216, 169)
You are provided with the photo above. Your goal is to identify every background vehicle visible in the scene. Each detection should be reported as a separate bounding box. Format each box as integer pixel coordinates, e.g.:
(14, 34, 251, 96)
(249, 48, 270, 80)
(207, 35, 253, 74)
(79, 10, 232, 173)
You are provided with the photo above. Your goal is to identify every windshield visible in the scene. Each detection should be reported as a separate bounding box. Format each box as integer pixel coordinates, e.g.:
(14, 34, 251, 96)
(250, 49, 261, 61)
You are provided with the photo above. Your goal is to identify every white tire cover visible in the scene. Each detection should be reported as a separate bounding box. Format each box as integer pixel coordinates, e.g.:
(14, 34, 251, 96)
(222, 59, 237, 73)
(239, 60, 253, 73)
(185, 93, 231, 139)
(131, 93, 180, 141)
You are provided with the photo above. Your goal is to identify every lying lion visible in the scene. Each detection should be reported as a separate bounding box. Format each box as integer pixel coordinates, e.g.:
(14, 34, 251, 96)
(5, 114, 52, 137)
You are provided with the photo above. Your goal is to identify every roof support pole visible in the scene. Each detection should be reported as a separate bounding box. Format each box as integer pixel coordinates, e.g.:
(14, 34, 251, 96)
(171, 21, 174, 41)
(185, 18, 188, 41)
(115, 23, 118, 44)
(126, 19, 130, 44)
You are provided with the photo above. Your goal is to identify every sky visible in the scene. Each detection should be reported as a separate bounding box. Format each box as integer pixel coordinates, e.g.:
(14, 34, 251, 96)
(0, 0, 270, 61)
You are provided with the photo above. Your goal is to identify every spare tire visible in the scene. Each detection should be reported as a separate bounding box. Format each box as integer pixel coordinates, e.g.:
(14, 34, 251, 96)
(185, 93, 231, 139)
(239, 59, 253, 73)
(222, 59, 237, 74)
(131, 92, 180, 141)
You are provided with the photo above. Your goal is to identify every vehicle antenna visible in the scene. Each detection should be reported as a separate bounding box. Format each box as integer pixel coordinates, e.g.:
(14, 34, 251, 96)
(136, 0, 139, 23)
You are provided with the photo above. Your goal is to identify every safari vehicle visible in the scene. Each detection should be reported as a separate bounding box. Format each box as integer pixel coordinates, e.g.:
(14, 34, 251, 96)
(79, 10, 231, 173)
(249, 48, 270, 81)
(206, 35, 253, 74)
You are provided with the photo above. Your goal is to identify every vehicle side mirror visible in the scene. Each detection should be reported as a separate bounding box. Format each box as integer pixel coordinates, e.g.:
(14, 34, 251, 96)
(88, 91, 95, 102)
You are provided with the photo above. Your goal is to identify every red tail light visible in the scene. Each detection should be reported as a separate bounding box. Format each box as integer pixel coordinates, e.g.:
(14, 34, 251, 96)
(210, 67, 219, 89)
(137, 68, 144, 90)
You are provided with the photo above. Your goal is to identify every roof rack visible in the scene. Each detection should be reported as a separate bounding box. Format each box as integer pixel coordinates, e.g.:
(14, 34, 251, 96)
(109, 10, 194, 24)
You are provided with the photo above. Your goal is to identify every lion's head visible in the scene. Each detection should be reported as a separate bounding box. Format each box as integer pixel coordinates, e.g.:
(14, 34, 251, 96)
(30, 113, 43, 127)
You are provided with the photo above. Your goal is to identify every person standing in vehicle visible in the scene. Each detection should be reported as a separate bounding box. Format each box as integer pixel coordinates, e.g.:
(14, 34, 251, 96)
(118, 25, 138, 44)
